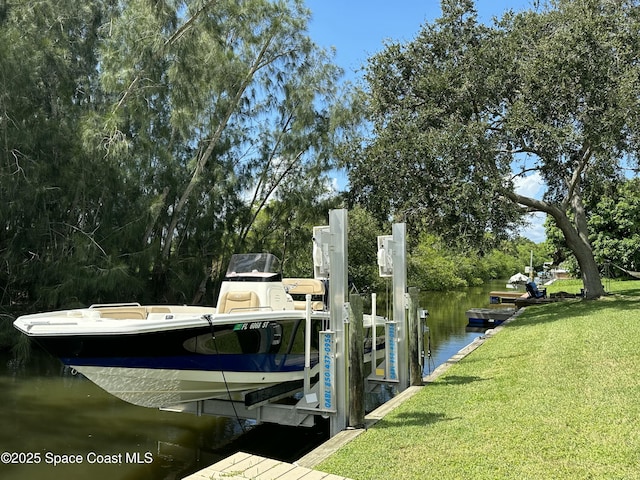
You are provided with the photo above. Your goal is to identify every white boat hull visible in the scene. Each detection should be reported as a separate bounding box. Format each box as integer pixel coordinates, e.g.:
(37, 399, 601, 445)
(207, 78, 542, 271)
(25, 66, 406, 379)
(73, 365, 312, 408)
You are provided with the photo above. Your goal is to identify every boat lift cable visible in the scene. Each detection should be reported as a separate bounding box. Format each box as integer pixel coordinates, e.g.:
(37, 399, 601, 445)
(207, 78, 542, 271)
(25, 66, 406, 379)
(425, 326, 435, 375)
(203, 314, 246, 433)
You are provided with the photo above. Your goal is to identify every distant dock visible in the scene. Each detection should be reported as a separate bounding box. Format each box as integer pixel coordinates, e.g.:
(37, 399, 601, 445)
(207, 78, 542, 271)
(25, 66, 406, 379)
(489, 290, 526, 304)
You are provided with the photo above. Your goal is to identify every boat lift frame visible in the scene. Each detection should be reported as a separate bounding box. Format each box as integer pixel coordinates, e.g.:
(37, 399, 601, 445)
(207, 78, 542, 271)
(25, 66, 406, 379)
(162, 209, 412, 437)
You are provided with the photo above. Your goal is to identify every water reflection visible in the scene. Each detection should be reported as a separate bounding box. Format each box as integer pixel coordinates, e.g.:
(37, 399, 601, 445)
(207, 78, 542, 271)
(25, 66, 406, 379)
(0, 351, 249, 480)
(0, 281, 506, 479)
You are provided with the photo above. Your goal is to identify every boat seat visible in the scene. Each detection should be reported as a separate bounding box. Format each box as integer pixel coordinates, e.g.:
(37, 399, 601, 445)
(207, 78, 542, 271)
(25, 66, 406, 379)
(282, 278, 326, 311)
(95, 307, 147, 320)
(282, 278, 325, 295)
(218, 291, 260, 313)
(147, 306, 171, 313)
(290, 300, 325, 311)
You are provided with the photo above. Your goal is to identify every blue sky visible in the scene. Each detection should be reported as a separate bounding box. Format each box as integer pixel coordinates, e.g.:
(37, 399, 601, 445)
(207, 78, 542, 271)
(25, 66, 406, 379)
(305, 0, 546, 243)
(306, 0, 534, 81)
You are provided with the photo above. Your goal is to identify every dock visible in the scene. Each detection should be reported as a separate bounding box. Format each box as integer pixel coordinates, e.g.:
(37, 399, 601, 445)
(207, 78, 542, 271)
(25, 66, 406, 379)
(465, 307, 516, 327)
(182, 451, 352, 480)
(489, 290, 526, 304)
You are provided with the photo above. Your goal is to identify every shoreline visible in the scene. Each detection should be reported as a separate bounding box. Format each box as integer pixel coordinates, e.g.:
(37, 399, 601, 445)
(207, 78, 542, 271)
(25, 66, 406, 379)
(295, 308, 525, 469)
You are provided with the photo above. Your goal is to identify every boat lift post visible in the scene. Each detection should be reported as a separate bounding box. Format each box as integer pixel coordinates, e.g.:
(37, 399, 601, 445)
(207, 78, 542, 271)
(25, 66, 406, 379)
(303, 293, 313, 394)
(368, 223, 409, 393)
(392, 222, 409, 391)
(371, 292, 378, 372)
(326, 208, 349, 437)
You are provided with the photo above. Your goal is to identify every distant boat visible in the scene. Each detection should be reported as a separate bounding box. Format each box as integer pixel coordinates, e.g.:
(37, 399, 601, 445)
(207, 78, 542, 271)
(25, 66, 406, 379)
(506, 272, 530, 289)
(14, 252, 385, 409)
(465, 308, 515, 327)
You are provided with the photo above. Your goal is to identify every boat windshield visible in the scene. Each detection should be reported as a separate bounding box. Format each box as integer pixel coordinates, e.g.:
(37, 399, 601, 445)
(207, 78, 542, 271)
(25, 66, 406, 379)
(225, 253, 281, 280)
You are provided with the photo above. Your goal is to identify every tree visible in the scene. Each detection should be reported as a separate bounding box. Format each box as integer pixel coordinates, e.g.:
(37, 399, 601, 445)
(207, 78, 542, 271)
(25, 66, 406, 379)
(1, 0, 351, 311)
(347, 205, 388, 294)
(347, 0, 640, 299)
(0, 1, 132, 309)
(97, 0, 349, 300)
(589, 179, 640, 274)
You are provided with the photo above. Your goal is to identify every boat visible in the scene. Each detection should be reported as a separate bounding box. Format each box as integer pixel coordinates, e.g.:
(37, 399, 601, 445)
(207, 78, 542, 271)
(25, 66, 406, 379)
(506, 272, 529, 290)
(465, 307, 515, 327)
(14, 253, 384, 409)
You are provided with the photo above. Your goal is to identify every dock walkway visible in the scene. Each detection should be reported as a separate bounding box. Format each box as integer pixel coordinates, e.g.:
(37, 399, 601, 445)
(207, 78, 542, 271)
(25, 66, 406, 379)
(183, 451, 352, 480)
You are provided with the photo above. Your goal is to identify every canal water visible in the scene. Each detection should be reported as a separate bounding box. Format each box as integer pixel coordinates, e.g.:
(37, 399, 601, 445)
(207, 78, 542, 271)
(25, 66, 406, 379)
(420, 279, 509, 375)
(0, 280, 509, 480)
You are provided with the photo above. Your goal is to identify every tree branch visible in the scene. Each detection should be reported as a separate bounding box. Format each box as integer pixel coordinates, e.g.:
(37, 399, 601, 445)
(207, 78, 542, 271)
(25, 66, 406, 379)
(239, 149, 305, 245)
(164, 0, 218, 48)
(509, 166, 540, 182)
(111, 0, 218, 118)
(564, 144, 592, 210)
(162, 33, 277, 261)
(504, 189, 560, 218)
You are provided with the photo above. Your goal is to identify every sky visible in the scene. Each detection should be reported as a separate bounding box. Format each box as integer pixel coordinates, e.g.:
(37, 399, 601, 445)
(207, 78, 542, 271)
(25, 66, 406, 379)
(304, 0, 547, 243)
(306, 0, 533, 80)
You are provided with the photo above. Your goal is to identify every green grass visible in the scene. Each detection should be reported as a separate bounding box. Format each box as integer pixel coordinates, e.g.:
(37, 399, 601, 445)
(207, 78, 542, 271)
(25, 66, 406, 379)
(317, 280, 640, 479)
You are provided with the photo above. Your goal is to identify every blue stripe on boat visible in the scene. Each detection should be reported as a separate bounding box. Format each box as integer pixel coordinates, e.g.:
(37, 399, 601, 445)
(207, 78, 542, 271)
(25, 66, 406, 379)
(61, 353, 317, 372)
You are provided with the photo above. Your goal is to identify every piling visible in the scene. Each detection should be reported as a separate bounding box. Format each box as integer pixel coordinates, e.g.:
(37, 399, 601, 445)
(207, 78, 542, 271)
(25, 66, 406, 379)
(407, 287, 423, 386)
(348, 294, 365, 428)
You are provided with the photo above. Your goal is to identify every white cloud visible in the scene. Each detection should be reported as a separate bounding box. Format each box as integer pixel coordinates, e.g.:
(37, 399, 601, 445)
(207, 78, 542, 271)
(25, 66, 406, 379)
(330, 168, 349, 192)
(513, 171, 544, 198)
(519, 211, 547, 243)
(319, 176, 341, 201)
(514, 172, 547, 243)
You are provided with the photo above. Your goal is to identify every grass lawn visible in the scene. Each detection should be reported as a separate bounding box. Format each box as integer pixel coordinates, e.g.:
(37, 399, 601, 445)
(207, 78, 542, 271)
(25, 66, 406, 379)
(317, 280, 640, 479)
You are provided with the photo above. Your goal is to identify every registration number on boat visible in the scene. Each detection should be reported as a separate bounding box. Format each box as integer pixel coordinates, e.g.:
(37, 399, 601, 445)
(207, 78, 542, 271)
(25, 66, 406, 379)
(234, 321, 270, 331)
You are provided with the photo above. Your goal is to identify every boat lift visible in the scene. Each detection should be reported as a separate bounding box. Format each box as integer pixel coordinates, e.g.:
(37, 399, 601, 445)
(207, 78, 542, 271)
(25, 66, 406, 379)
(162, 209, 421, 438)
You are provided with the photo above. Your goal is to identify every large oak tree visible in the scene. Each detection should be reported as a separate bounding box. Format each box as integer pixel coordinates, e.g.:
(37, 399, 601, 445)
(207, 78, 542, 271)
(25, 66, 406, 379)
(348, 0, 640, 299)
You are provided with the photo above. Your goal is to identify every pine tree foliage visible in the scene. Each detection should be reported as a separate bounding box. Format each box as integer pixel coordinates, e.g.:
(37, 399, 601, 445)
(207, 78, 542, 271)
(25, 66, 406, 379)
(1, 0, 350, 310)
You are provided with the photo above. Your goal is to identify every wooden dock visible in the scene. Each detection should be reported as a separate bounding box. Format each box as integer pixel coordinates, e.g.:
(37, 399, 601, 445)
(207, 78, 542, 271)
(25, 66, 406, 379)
(489, 290, 526, 304)
(183, 451, 353, 480)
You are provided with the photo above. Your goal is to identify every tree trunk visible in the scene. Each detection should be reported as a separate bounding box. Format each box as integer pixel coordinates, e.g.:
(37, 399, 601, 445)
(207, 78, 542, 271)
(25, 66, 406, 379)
(160, 34, 275, 264)
(552, 209, 605, 299)
(507, 191, 605, 299)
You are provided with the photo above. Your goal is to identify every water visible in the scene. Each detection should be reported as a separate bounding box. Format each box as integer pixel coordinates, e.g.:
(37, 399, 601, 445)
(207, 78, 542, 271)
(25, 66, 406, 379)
(420, 280, 509, 375)
(0, 280, 508, 479)
(0, 351, 247, 480)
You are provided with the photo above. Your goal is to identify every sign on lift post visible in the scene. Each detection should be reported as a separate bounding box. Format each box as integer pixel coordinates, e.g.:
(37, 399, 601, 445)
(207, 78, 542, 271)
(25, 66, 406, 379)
(313, 224, 335, 417)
